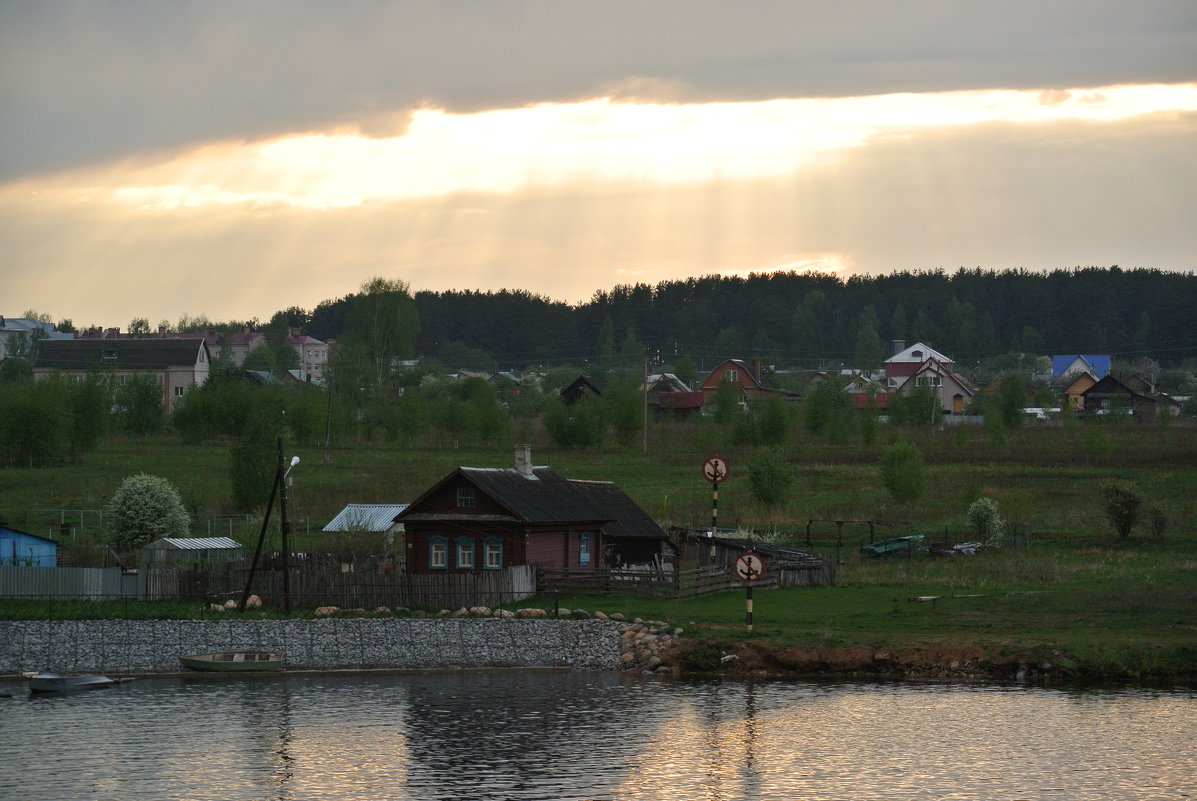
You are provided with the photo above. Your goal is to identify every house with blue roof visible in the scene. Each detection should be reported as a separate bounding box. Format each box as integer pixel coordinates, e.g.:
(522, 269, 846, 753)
(1052, 355, 1111, 379)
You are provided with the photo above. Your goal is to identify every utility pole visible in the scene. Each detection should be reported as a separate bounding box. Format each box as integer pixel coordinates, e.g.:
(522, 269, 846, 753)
(643, 347, 649, 453)
(277, 439, 300, 614)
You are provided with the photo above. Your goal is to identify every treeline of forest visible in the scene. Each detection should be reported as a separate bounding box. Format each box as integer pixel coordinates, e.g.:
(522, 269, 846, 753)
(291, 266, 1196, 370)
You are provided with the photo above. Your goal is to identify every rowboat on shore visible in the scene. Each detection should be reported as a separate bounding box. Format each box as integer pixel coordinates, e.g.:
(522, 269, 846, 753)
(179, 650, 284, 672)
(27, 672, 116, 692)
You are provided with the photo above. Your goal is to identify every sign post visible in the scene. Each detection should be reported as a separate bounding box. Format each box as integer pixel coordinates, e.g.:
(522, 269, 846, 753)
(733, 548, 765, 632)
(702, 457, 728, 566)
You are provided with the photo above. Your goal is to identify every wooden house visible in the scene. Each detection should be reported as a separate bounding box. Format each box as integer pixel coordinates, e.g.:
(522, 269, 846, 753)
(698, 359, 796, 405)
(396, 445, 669, 574)
(560, 375, 604, 405)
(1061, 370, 1098, 411)
(1081, 374, 1160, 420)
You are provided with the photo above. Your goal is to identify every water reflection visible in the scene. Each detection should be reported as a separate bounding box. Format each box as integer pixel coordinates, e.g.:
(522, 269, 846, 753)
(2, 673, 1195, 801)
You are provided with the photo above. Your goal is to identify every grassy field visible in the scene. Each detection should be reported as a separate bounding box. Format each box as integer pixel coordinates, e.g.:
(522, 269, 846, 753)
(2, 421, 1195, 677)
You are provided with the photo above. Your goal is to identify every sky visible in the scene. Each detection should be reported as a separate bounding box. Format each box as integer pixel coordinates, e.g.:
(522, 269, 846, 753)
(2, 1, 1196, 329)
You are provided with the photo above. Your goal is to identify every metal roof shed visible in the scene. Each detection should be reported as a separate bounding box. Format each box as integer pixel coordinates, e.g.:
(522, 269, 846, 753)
(141, 536, 245, 565)
(323, 504, 408, 534)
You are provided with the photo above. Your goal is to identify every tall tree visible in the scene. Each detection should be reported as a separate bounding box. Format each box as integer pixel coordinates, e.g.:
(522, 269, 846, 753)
(114, 375, 164, 435)
(339, 277, 419, 391)
(595, 316, 616, 366)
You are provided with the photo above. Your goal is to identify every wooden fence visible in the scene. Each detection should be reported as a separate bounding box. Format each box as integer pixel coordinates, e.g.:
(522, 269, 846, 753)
(539, 559, 833, 599)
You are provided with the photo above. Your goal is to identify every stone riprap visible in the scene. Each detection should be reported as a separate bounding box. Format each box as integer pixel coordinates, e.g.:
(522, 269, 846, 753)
(618, 620, 683, 674)
(0, 618, 625, 674)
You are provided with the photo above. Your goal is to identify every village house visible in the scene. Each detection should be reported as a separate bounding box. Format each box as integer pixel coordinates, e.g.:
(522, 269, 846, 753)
(31, 338, 210, 411)
(883, 341, 977, 416)
(1081, 374, 1175, 420)
(698, 359, 797, 406)
(1052, 354, 1111, 380)
(79, 325, 330, 384)
(560, 374, 604, 405)
(642, 373, 704, 420)
(0, 316, 74, 360)
(395, 445, 669, 575)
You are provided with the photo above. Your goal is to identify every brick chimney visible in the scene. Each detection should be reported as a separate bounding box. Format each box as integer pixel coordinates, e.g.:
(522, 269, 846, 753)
(893, 340, 905, 356)
(514, 444, 533, 476)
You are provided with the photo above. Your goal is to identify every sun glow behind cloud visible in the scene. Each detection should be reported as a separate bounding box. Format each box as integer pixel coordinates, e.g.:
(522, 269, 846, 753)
(20, 83, 1197, 212)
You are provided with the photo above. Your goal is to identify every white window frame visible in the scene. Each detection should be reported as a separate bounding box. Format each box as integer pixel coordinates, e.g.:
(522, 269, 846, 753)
(483, 538, 503, 570)
(456, 486, 476, 508)
(429, 538, 448, 570)
(578, 532, 591, 566)
(456, 538, 475, 569)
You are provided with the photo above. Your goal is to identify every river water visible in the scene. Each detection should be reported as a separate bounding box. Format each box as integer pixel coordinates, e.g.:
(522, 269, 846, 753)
(2, 671, 1194, 801)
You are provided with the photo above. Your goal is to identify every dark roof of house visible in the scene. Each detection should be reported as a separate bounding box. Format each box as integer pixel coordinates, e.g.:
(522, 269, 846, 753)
(568, 480, 668, 540)
(560, 374, 604, 399)
(1083, 373, 1157, 401)
(32, 338, 208, 371)
(466, 467, 608, 523)
(398, 466, 609, 525)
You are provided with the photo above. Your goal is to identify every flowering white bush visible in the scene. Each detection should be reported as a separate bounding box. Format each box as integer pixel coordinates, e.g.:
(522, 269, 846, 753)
(967, 496, 1005, 548)
(106, 473, 190, 550)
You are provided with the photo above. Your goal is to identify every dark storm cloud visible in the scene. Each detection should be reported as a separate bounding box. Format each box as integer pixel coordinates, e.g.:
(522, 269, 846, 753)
(2, 0, 1195, 180)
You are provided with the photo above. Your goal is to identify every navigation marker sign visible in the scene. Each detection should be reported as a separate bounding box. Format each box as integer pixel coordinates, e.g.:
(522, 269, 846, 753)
(734, 551, 765, 582)
(702, 456, 728, 484)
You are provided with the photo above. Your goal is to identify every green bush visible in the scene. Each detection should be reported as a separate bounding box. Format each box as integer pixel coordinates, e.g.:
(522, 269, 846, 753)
(967, 496, 1005, 548)
(746, 448, 795, 509)
(879, 440, 926, 503)
(1099, 481, 1145, 539)
(1147, 505, 1168, 539)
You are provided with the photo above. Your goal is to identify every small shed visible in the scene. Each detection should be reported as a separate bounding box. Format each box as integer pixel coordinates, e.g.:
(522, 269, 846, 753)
(674, 530, 836, 587)
(323, 503, 408, 549)
(141, 536, 246, 566)
(0, 526, 58, 567)
(324, 504, 408, 534)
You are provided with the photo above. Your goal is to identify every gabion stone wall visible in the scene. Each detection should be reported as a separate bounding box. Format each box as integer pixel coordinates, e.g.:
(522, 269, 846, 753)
(0, 618, 623, 674)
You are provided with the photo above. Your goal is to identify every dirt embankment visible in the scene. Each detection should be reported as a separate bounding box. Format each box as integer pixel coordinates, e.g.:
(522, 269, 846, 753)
(660, 639, 1078, 681)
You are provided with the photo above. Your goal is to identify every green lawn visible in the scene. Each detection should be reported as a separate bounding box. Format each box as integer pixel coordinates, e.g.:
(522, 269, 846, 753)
(2, 424, 1195, 676)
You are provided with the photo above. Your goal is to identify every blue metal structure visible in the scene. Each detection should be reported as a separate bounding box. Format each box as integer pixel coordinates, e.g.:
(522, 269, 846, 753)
(0, 526, 58, 567)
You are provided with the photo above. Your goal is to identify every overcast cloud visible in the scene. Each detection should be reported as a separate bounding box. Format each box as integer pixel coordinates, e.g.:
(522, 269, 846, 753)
(2, 1, 1195, 325)
(4, 1, 1195, 179)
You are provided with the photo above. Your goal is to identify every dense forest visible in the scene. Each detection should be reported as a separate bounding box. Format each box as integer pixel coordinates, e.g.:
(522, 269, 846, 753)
(294, 267, 1196, 371)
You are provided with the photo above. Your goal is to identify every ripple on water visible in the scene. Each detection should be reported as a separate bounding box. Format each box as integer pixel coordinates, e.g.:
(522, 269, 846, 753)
(1, 674, 1195, 801)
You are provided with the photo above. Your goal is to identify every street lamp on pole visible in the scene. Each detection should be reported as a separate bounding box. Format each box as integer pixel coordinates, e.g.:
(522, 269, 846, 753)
(279, 446, 300, 613)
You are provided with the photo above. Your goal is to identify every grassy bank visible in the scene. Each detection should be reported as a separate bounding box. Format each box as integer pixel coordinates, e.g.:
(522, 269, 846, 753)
(2, 422, 1196, 539)
(2, 423, 1195, 678)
